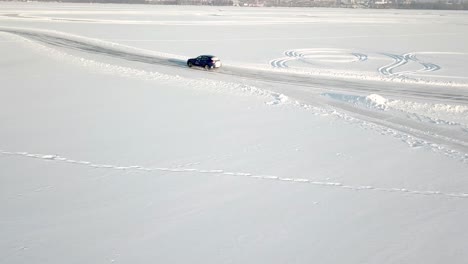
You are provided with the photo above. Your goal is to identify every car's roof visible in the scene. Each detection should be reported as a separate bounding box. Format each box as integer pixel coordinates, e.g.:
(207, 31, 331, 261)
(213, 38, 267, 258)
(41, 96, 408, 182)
(200, 55, 216, 58)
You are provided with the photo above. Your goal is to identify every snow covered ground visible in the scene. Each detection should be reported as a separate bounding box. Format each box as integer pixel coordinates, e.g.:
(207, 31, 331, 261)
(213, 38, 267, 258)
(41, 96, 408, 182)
(1, 3, 467, 264)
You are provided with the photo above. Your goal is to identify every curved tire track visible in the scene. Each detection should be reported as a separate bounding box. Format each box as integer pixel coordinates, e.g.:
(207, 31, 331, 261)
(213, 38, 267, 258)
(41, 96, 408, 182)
(275, 49, 365, 68)
(379, 52, 441, 77)
(379, 53, 408, 76)
(351, 53, 368, 62)
(270, 57, 294, 68)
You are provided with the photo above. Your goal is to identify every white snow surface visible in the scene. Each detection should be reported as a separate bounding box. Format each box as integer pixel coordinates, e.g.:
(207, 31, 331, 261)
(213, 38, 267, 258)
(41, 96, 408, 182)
(1, 3, 468, 264)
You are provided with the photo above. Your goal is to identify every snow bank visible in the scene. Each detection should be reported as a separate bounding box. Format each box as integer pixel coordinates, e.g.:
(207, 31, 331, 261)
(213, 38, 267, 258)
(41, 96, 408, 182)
(324, 92, 468, 119)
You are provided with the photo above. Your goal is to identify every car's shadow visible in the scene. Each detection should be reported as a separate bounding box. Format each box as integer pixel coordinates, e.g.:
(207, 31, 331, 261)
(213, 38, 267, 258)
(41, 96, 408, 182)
(168, 58, 187, 67)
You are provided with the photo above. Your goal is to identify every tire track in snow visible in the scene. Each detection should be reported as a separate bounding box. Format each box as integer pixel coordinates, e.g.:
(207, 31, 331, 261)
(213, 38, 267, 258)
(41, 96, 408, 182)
(378, 53, 408, 76)
(351, 52, 368, 62)
(403, 53, 441, 73)
(420, 62, 441, 72)
(269, 57, 295, 68)
(1, 150, 467, 199)
(272, 48, 365, 68)
(277, 49, 444, 82)
(378, 52, 441, 78)
(322, 93, 468, 152)
(284, 49, 303, 58)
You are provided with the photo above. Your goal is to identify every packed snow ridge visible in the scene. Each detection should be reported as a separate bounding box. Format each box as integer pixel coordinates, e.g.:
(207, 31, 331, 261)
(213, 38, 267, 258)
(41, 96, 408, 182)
(323, 92, 467, 114)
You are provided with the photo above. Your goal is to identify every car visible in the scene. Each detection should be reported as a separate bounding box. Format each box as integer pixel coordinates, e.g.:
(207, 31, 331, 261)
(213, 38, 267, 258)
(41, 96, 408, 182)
(187, 55, 221, 70)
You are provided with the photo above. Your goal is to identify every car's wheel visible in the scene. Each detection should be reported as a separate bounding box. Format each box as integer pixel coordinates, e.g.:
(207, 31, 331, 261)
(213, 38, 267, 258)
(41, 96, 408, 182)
(205, 65, 210, 70)
(188, 62, 193, 67)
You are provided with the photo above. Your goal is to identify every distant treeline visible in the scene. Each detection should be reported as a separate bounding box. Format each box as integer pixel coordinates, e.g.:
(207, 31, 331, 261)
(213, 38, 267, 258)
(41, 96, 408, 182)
(3, 0, 468, 10)
(3, 0, 233, 4)
(398, 2, 468, 10)
(150, 0, 233, 5)
(1, 0, 147, 2)
(371, 3, 468, 9)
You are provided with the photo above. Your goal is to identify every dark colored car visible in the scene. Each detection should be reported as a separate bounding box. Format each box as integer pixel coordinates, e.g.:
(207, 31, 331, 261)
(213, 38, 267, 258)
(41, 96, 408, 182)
(187, 55, 221, 69)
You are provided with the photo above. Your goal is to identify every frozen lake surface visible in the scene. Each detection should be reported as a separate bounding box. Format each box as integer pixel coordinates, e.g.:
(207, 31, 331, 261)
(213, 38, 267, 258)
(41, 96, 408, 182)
(1, 3, 468, 264)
